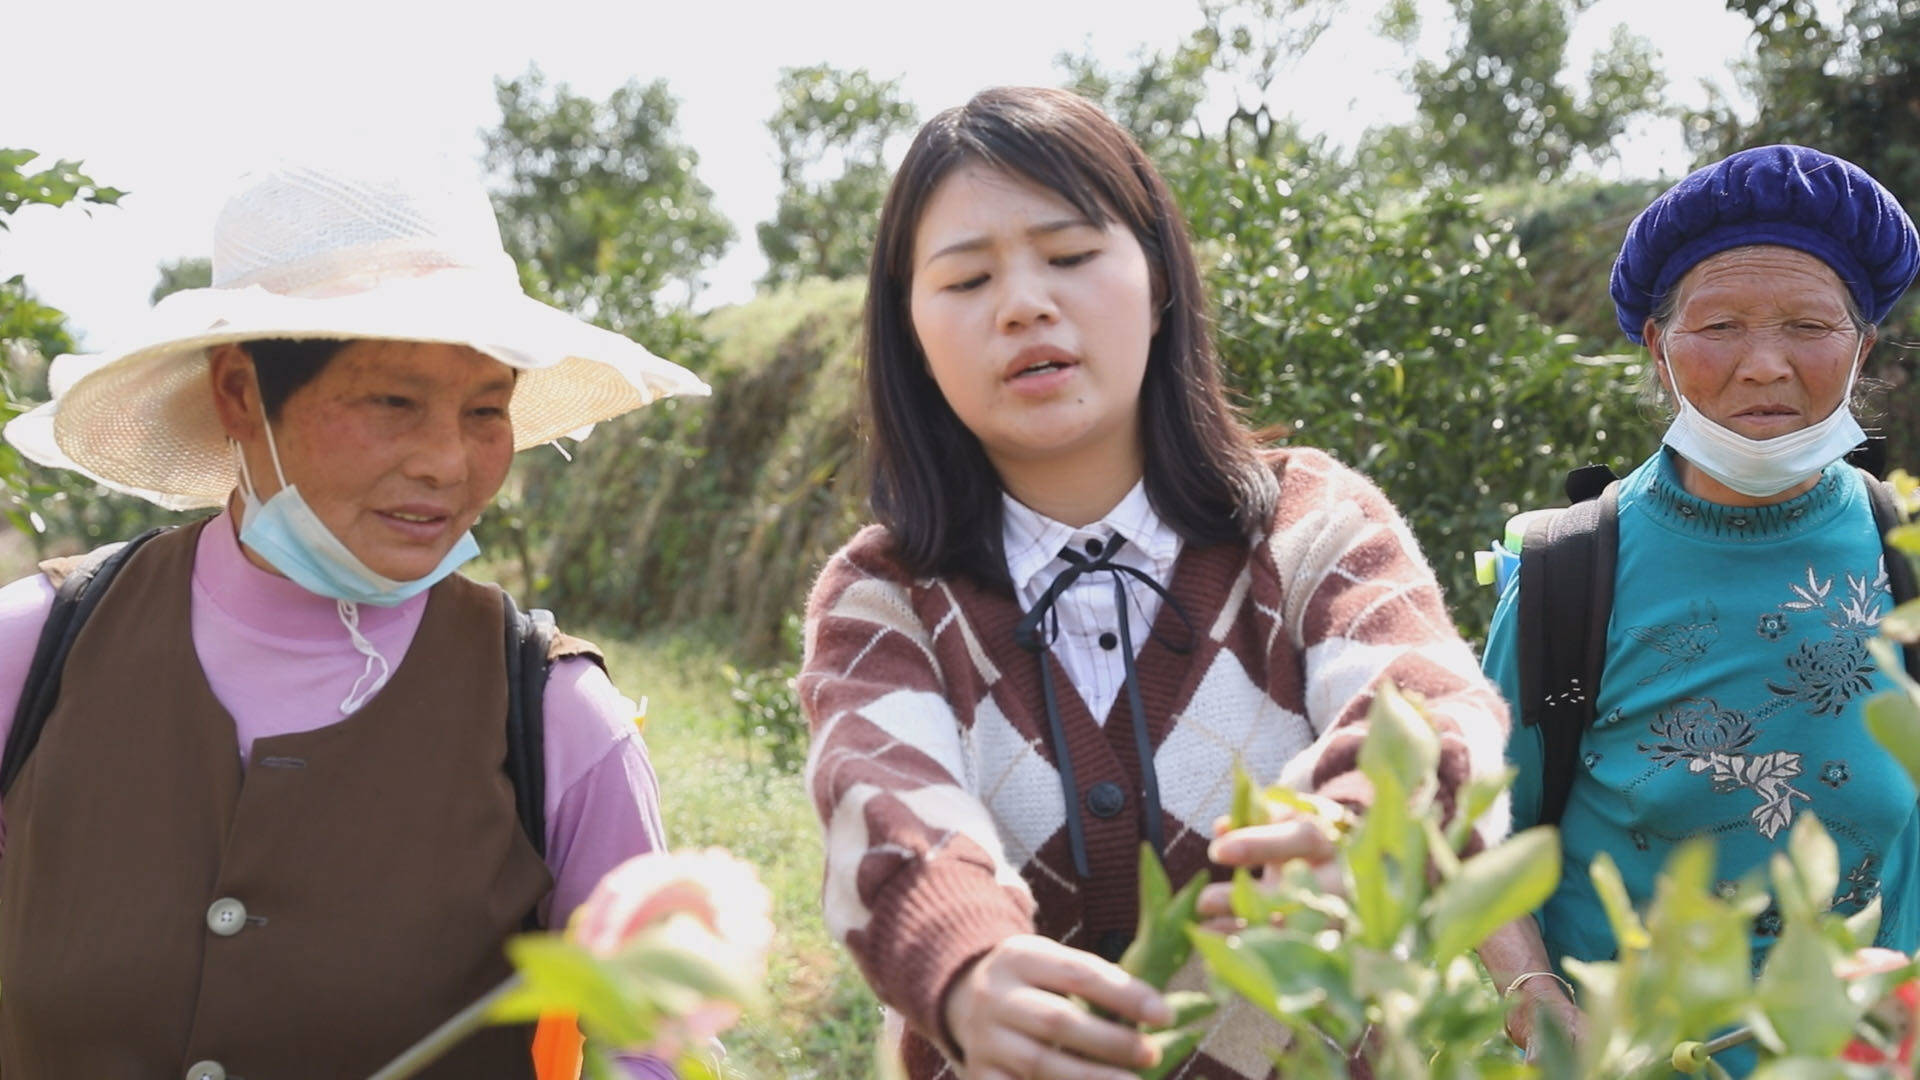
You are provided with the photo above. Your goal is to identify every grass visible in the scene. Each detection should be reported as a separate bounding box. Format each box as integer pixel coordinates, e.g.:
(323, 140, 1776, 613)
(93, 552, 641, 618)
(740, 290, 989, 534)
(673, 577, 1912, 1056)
(594, 627, 882, 1078)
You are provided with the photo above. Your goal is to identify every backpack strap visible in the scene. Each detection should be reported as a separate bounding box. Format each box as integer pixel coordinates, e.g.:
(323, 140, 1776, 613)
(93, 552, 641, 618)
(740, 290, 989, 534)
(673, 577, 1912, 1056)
(1, 528, 171, 798)
(1861, 468, 1920, 679)
(502, 591, 556, 863)
(1516, 483, 1620, 829)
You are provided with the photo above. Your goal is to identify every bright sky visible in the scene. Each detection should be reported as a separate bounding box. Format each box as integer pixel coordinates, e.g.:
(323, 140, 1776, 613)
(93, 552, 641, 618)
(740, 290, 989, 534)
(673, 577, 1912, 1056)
(2, 0, 1757, 351)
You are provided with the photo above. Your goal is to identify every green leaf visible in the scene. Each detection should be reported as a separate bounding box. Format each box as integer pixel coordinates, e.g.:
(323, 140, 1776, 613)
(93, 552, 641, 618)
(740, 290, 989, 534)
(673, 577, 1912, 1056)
(1187, 927, 1287, 1025)
(1135, 1026, 1204, 1080)
(1444, 769, 1513, 853)
(495, 936, 653, 1048)
(1842, 897, 1883, 950)
(1229, 866, 1283, 926)
(1230, 762, 1269, 830)
(1882, 597, 1920, 643)
(1424, 826, 1561, 961)
(1343, 767, 1426, 950)
(1863, 670, 1920, 794)
(1753, 922, 1854, 1058)
(1589, 851, 1650, 951)
(1120, 847, 1205, 990)
(1785, 813, 1839, 909)
(1161, 990, 1217, 1029)
(1136, 842, 1173, 915)
(1357, 680, 1441, 810)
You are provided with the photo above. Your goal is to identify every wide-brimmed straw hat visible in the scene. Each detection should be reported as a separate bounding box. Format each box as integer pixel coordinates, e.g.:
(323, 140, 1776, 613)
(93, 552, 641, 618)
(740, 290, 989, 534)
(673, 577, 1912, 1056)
(5, 158, 710, 510)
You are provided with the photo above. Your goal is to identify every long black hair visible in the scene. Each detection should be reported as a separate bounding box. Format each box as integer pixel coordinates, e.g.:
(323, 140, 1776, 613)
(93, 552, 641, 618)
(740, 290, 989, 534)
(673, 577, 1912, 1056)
(863, 86, 1276, 587)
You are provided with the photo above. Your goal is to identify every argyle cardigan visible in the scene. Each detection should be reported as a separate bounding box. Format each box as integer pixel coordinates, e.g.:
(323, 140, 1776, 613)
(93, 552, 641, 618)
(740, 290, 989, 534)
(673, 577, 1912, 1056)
(800, 448, 1512, 1079)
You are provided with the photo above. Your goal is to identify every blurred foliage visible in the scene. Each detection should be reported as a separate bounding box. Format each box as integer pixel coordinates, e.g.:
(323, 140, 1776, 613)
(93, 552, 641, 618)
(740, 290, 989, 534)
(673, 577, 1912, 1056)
(723, 660, 806, 778)
(757, 65, 917, 287)
(150, 256, 211, 304)
(1363, 0, 1666, 186)
(1132, 684, 1920, 1077)
(1687, 0, 1920, 468)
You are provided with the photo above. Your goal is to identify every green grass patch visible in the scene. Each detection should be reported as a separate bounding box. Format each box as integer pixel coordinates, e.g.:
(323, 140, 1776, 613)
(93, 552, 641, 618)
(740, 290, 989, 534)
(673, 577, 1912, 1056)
(596, 628, 881, 1077)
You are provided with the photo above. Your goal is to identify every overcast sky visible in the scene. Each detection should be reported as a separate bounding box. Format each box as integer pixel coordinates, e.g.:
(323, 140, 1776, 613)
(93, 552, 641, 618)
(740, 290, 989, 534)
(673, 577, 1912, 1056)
(2, 0, 1757, 351)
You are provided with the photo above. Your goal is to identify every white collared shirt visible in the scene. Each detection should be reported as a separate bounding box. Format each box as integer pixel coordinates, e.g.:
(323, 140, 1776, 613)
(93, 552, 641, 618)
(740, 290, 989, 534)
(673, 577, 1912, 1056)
(1002, 482, 1184, 725)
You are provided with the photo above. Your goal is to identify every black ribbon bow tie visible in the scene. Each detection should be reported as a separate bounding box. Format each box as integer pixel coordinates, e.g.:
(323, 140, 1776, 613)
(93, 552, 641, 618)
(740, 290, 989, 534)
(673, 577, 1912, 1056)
(1013, 535, 1194, 879)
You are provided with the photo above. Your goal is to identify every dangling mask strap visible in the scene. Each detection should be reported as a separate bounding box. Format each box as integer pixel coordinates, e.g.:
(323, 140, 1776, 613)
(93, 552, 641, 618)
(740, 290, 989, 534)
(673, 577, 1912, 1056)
(335, 599, 392, 714)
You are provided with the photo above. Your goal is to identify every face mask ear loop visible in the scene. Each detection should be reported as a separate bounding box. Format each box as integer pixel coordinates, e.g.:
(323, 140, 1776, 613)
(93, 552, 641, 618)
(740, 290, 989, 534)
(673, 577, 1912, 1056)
(244, 367, 292, 493)
(231, 439, 260, 504)
(1660, 350, 1695, 416)
(1842, 330, 1866, 406)
(335, 599, 392, 715)
(258, 407, 291, 492)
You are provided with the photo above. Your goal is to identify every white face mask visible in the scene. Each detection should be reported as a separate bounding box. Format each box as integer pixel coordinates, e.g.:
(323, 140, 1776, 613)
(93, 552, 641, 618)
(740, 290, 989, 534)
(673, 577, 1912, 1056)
(1658, 333, 1867, 500)
(234, 422, 479, 609)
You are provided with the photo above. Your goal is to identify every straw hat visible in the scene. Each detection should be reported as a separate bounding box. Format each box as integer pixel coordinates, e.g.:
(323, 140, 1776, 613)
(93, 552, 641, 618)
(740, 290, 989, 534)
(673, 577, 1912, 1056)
(4, 158, 710, 510)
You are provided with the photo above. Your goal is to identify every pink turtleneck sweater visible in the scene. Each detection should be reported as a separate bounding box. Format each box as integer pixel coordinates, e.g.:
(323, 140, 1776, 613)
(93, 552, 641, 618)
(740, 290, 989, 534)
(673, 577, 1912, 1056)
(0, 514, 674, 1077)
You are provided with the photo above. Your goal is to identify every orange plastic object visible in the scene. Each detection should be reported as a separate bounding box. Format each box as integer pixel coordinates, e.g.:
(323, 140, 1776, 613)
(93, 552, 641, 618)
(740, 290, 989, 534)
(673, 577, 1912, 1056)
(532, 1012, 585, 1080)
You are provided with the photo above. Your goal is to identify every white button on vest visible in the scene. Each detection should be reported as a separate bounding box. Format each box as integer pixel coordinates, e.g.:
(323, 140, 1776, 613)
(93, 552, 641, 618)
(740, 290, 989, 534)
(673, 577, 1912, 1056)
(185, 1061, 226, 1080)
(206, 897, 247, 937)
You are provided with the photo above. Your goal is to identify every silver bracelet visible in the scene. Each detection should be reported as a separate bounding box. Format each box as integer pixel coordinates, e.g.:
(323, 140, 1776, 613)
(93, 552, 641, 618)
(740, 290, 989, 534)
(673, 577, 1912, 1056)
(1504, 969, 1575, 1000)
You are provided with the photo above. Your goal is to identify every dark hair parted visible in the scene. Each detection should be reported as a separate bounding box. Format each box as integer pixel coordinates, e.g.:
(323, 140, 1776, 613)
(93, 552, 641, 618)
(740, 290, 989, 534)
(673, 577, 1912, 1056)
(863, 85, 1276, 586)
(242, 338, 352, 421)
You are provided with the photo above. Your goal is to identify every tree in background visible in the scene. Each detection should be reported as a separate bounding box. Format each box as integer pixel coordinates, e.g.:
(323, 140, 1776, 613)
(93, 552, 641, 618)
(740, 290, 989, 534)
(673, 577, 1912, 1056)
(1366, 0, 1666, 186)
(484, 66, 733, 336)
(0, 150, 122, 389)
(1057, 1, 1657, 632)
(150, 256, 210, 304)
(1060, 0, 1341, 170)
(0, 151, 179, 555)
(756, 65, 916, 287)
(480, 68, 729, 599)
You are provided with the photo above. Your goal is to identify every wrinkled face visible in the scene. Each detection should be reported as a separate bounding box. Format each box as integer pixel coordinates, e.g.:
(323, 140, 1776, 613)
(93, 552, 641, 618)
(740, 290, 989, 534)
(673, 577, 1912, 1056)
(907, 163, 1158, 473)
(239, 340, 516, 581)
(1650, 246, 1868, 440)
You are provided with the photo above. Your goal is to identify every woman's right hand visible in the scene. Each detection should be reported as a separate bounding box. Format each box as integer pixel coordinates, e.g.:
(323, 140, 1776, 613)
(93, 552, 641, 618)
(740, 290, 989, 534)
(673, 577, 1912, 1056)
(942, 934, 1172, 1079)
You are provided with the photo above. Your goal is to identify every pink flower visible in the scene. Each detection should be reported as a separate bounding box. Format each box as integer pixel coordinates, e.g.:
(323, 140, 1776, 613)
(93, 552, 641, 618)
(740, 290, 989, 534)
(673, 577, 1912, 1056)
(567, 848, 774, 1056)
(1837, 947, 1920, 1066)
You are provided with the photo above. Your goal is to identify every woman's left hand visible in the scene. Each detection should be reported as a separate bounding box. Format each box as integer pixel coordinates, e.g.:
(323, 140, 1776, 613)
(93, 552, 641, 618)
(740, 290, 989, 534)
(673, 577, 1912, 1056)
(1195, 812, 1341, 929)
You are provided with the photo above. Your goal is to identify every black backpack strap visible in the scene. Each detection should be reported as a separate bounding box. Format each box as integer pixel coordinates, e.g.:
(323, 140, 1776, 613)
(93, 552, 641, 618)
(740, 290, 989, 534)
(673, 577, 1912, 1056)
(1, 528, 170, 798)
(1861, 469, 1920, 679)
(1516, 483, 1620, 828)
(502, 591, 556, 862)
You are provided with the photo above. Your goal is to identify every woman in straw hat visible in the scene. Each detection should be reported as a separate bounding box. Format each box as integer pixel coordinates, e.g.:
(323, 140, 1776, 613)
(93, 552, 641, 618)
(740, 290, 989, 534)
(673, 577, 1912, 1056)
(0, 159, 705, 1078)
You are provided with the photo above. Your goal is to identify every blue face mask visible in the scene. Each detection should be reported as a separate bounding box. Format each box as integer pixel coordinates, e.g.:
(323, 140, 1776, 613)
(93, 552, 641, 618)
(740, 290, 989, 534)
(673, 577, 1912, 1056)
(233, 416, 480, 609)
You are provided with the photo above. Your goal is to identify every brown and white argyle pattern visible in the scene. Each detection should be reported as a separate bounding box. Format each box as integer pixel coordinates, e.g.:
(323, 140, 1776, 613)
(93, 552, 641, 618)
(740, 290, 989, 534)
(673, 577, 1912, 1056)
(801, 448, 1512, 1079)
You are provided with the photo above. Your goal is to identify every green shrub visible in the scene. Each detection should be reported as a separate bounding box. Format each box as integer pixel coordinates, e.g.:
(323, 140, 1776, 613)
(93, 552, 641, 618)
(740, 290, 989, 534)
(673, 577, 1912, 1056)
(1177, 150, 1658, 637)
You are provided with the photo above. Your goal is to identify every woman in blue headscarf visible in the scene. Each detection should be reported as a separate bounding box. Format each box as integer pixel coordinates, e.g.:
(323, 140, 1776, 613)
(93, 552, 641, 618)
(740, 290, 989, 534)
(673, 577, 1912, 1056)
(1479, 145, 1920, 1068)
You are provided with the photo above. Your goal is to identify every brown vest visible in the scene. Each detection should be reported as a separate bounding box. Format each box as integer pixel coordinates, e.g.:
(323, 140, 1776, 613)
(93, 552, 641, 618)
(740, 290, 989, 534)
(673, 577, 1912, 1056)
(0, 522, 552, 1079)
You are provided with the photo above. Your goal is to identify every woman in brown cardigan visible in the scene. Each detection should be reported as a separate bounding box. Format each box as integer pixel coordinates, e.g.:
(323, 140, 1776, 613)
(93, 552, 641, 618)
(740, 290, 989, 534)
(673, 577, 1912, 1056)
(800, 87, 1514, 1080)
